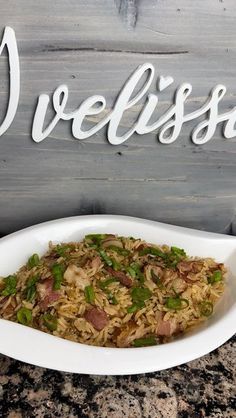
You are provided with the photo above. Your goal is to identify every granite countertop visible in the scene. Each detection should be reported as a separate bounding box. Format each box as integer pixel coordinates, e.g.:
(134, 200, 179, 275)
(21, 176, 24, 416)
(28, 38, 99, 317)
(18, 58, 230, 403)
(0, 336, 235, 418)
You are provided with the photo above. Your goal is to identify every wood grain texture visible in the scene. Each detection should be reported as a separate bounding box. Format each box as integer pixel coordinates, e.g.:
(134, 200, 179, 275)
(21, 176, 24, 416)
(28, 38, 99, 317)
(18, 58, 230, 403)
(0, 0, 236, 235)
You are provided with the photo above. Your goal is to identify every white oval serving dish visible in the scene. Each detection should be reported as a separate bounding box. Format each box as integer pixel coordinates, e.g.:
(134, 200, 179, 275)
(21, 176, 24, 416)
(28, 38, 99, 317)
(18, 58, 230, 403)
(0, 215, 235, 375)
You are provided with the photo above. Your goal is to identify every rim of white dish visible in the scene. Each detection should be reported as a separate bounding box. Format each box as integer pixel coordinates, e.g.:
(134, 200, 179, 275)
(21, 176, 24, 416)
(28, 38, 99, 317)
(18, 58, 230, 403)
(0, 214, 235, 375)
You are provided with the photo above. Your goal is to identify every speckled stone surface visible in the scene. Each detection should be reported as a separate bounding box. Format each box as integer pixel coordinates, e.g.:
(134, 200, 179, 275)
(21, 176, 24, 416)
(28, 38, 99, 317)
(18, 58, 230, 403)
(0, 336, 235, 418)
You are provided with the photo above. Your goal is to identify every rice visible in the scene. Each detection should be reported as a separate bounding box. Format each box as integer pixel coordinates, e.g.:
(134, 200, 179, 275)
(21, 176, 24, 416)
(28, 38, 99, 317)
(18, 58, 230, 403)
(0, 233, 226, 348)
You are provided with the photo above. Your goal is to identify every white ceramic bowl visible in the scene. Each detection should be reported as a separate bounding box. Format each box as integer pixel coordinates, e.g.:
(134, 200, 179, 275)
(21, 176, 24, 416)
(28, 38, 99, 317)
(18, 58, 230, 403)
(0, 215, 235, 375)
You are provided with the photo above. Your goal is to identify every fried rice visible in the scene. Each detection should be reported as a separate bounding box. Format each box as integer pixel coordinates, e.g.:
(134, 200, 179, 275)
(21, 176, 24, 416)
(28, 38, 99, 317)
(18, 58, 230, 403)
(0, 234, 226, 348)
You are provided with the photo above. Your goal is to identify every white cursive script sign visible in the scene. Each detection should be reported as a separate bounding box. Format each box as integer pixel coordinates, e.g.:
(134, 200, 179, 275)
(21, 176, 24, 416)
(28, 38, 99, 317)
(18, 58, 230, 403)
(1, 26, 236, 145)
(0, 27, 20, 137)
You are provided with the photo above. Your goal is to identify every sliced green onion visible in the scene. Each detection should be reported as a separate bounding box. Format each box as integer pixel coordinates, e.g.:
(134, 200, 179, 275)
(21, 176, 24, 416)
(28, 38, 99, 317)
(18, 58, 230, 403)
(138, 274, 145, 285)
(126, 266, 136, 278)
(107, 245, 130, 256)
(27, 253, 40, 269)
(151, 271, 165, 289)
(199, 301, 213, 317)
(85, 234, 107, 247)
(87, 243, 99, 249)
(26, 275, 39, 302)
(84, 285, 95, 304)
(1, 275, 17, 296)
(165, 296, 189, 310)
(128, 287, 151, 313)
(208, 270, 222, 284)
(56, 244, 72, 257)
(111, 258, 121, 271)
(17, 307, 32, 325)
(133, 336, 157, 347)
(130, 263, 145, 284)
(171, 246, 186, 257)
(52, 263, 65, 290)
(127, 304, 139, 313)
(99, 278, 119, 290)
(131, 287, 152, 304)
(85, 234, 107, 241)
(98, 250, 113, 266)
(107, 292, 118, 305)
(43, 313, 58, 331)
(139, 247, 166, 259)
(130, 263, 140, 274)
(164, 246, 187, 269)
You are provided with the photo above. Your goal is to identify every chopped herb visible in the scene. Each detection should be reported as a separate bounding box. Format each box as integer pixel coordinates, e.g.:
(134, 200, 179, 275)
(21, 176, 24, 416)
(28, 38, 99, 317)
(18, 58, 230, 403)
(84, 285, 95, 304)
(17, 307, 32, 325)
(165, 296, 189, 310)
(139, 247, 166, 259)
(43, 313, 57, 331)
(107, 245, 130, 256)
(133, 336, 157, 347)
(98, 250, 113, 266)
(99, 278, 119, 290)
(199, 301, 213, 317)
(1, 275, 17, 296)
(25, 275, 39, 302)
(52, 263, 65, 290)
(27, 253, 40, 269)
(208, 270, 222, 284)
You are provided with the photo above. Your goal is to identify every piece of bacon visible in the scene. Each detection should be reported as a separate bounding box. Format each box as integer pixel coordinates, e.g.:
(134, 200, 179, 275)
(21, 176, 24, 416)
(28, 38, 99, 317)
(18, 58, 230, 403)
(177, 260, 203, 274)
(106, 267, 132, 288)
(177, 260, 203, 283)
(84, 307, 108, 331)
(155, 311, 178, 337)
(37, 278, 60, 310)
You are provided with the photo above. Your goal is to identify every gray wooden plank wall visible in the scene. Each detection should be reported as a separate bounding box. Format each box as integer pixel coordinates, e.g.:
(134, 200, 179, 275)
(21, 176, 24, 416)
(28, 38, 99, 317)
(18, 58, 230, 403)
(0, 0, 236, 235)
